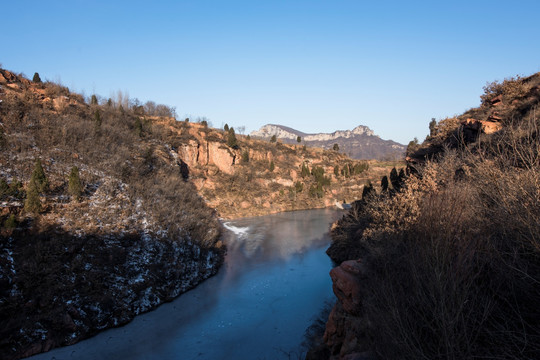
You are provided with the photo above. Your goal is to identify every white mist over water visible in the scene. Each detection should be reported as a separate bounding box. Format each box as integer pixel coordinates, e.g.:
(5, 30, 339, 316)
(30, 208, 343, 360)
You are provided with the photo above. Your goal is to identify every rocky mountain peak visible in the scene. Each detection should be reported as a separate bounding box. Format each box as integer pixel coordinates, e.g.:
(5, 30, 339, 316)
(250, 124, 404, 160)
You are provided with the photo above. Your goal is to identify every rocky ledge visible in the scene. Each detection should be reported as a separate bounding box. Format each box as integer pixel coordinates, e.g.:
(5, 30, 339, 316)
(308, 259, 376, 360)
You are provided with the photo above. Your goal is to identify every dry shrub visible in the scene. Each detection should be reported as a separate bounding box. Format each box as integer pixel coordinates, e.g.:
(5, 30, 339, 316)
(332, 117, 540, 358)
(480, 75, 534, 105)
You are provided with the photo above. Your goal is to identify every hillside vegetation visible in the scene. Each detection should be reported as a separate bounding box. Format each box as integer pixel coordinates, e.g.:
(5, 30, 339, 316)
(0, 69, 225, 359)
(319, 73, 540, 359)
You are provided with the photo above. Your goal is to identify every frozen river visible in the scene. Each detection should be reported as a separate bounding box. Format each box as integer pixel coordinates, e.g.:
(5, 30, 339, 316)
(30, 208, 342, 360)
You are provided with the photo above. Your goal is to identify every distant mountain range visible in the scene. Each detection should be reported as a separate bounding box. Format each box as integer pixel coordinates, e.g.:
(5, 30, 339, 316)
(250, 124, 406, 160)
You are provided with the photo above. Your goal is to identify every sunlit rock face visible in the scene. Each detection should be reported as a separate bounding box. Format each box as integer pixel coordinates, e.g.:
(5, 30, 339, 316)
(250, 124, 405, 160)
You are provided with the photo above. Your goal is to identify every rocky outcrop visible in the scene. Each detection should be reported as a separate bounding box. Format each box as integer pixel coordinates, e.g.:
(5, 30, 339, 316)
(460, 117, 503, 135)
(315, 260, 376, 360)
(207, 142, 236, 175)
(177, 140, 200, 167)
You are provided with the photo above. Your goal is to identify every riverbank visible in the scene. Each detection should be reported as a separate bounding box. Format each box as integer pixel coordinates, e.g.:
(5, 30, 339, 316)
(1, 228, 224, 360)
(28, 208, 341, 360)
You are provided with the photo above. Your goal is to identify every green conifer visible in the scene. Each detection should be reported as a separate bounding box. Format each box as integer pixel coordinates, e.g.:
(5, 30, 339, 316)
(32, 72, 42, 83)
(241, 150, 249, 163)
(361, 181, 375, 200)
(68, 166, 83, 201)
(134, 118, 143, 137)
(3, 214, 17, 229)
(429, 118, 437, 137)
(31, 158, 49, 193)
(94, 110, 102, 129)
(381, 175, 389, 192)
(390, 167, 400, 190)
(301, 163, 310, 178)
(24, 179, 41, 214)
(0, 178, 8, 198)
(227, 127, 238, 149)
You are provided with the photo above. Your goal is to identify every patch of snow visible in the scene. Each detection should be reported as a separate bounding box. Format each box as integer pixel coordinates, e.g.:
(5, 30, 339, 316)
(223, 222, 250, 238)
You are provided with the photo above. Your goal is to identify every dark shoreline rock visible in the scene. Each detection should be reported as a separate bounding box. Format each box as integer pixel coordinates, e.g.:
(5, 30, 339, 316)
(0, 228, 225, 360)
(308, 259, 376, 360)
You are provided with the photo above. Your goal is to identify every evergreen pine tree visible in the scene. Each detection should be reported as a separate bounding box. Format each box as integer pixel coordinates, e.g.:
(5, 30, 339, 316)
(224, 123, 229, 132)
(94, 110, 102, 129)
(297, 136, 302, 143)
(68, 166, 83, 201)
(429, 118, 437, 137)
(301, 162, 310, 178)
(3, 214, 17, 229)
(24, 179, 41, 214)
(333, 143, 339, 151)
(270, 135, 277, 143)
(32, 72, 42, 83)
(390, 167, 400, 191)
(269, 160, 275, 172)
(134, 118, 143, 137)
(381, 175, 389, 192)
(227, 127, 238, 149)
(0, 178, 9, 198)
(361, 181, 375, 200)
(90, 94, 98, 105)
(8, 178, 23, 199)
(31, 158, 49, 193)
(241, 150, 249, 163)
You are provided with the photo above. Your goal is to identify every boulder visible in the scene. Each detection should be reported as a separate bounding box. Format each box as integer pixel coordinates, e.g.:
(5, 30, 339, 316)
(480, 120, 502, 134)
(329, 259, 365, 314)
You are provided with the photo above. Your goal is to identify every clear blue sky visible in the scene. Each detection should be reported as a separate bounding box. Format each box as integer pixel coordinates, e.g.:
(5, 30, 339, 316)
(3, 0, 540, 144)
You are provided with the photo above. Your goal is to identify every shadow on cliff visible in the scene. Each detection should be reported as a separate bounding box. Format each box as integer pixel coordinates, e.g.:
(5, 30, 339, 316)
(0, 224, 223, 360)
